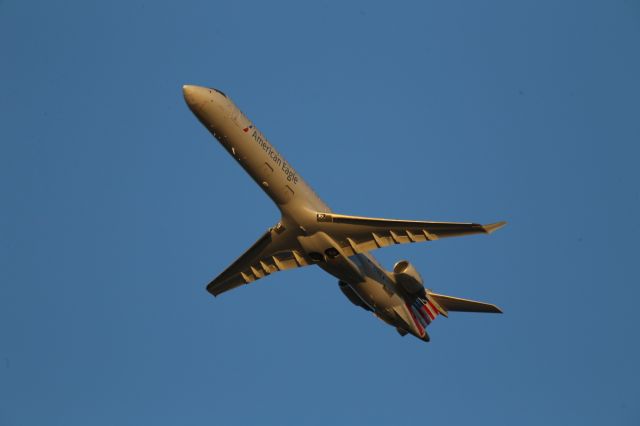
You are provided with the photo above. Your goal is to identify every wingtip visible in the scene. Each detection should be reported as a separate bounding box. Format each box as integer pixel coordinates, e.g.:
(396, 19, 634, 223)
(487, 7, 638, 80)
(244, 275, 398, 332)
(483, 221, 507, 234)
(206, 282, 220, 297)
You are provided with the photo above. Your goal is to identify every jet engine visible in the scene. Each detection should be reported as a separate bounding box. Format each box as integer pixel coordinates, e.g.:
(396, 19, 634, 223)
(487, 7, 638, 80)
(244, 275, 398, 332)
(393, 260, 425, 295)
(338, 281, 372, 312)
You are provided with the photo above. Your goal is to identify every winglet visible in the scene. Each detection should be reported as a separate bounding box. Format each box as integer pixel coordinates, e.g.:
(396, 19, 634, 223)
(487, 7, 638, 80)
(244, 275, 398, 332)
(482, 221, 507, 234)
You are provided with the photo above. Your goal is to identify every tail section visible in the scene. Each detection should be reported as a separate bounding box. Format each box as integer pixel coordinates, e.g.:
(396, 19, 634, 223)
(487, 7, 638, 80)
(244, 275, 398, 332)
(404, 292, 501, 342)
(405, 297, 441, 340)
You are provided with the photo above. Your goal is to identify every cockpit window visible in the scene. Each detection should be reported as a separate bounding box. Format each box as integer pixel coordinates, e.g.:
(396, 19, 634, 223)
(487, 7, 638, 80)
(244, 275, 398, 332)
(210, 87, 227, 98)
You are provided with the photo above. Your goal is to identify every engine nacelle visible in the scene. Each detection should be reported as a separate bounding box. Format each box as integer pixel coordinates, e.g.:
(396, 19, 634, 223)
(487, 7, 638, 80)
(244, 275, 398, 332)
(393, 260, 425, 295)
(338, 281, 372, 312)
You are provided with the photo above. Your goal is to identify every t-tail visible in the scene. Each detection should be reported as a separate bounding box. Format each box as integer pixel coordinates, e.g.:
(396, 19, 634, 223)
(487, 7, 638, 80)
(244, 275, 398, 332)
(393, 258, 502, 340)
(404, 290, 502, 340)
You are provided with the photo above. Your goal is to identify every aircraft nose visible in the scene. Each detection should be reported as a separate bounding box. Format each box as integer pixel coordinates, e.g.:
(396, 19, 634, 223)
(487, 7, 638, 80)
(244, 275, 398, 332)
(182, 84, 194, 97)
(182, 84, 205, 109)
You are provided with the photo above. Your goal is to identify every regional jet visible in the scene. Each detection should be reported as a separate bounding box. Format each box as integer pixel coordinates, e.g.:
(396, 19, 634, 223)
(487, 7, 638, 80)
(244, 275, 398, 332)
(183, 85, 505, 342)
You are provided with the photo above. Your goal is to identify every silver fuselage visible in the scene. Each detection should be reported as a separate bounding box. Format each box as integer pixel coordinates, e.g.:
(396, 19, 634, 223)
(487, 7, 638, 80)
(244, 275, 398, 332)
(183, 86, 422, 339)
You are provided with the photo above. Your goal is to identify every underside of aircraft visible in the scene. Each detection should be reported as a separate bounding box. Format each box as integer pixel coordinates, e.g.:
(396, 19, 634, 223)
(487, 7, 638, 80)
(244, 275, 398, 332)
(183, 84, 505, 342)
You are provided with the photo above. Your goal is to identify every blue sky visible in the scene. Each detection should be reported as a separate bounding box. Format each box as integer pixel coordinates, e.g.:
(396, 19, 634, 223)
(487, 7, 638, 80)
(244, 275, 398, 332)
(1, 1, 639, 425)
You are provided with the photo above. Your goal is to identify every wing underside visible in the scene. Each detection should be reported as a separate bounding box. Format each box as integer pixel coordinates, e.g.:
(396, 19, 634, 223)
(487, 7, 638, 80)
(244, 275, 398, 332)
(316, 212, 506, 256)
(206, 225, 312, 296)
(207, 213, 505, 297)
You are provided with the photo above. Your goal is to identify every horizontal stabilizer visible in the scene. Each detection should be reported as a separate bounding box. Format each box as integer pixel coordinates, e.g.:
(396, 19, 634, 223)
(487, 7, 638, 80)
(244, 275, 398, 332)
(429, 292, 502, 314)
(483, 221, 507, 234)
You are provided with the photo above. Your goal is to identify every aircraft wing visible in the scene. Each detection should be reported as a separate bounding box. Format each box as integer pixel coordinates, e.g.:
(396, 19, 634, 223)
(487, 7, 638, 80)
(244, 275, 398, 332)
(317, 212, 506, 256)
(206, 225, 312, 297)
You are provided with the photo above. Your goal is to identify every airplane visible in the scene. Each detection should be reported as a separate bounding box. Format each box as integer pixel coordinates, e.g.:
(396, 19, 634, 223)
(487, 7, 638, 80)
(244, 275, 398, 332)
(183, 84, 505, 342)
